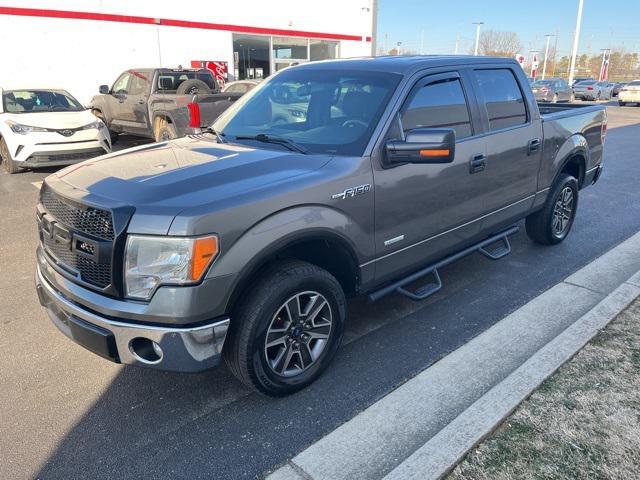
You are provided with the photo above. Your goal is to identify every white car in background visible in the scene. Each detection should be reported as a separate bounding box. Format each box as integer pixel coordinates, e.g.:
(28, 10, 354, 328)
(618, 80, 640, 106)
(0, 88, 111, 174)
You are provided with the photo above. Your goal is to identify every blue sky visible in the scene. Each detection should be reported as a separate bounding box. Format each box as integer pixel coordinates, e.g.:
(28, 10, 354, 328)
(377, 0, 639, 57)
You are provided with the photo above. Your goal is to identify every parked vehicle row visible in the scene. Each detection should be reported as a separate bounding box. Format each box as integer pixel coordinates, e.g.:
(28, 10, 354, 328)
(531, 78, 573, 103)
(35, 56, 607, 395)
(572, 80, 613, 101)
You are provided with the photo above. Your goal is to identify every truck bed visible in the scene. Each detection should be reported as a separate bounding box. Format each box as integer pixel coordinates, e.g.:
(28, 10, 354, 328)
(538, 102, 605, 121)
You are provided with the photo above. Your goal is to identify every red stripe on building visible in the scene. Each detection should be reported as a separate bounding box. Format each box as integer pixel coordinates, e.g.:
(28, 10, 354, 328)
(0, 6, 372, 42)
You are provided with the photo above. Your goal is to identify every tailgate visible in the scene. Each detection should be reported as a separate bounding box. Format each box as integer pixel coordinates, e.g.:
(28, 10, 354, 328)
(194, 92, 243, 125)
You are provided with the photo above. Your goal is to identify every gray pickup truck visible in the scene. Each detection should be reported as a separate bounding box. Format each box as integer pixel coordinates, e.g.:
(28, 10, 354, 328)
(89, 67, 242, 142)
(36, 56, 606, 396)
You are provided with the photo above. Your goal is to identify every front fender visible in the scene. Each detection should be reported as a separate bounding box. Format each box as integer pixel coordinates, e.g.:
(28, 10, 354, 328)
(204, 205, 374, 313)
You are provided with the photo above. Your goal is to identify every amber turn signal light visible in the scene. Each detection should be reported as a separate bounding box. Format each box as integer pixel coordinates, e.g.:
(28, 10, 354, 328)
(190, 236, 219, 281)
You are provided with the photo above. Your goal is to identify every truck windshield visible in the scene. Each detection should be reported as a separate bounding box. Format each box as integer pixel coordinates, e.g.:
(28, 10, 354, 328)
(2, 90, 84, 113)
(213, 68, 401, 156)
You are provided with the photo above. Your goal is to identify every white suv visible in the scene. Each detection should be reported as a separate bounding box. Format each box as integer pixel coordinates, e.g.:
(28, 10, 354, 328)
(0, 88, 111, 174)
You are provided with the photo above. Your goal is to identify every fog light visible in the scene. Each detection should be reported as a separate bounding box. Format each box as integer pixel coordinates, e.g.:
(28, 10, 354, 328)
(129, 337, 163, 364)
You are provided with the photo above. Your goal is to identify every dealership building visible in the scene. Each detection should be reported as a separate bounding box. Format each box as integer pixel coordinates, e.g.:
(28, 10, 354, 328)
(0, 1, 375, 103)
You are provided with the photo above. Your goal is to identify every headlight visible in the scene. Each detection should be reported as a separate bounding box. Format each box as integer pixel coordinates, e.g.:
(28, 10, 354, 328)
(125, 235, 219, 300)
(82, 120, 107, 131)
(5, 120, 47, 135)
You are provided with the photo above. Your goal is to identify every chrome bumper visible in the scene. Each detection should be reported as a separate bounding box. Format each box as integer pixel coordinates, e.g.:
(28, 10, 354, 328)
(35, 266, 230, 372)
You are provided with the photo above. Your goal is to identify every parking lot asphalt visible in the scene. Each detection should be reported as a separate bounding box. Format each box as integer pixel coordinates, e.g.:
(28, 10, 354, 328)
(2, 102, 640, 480)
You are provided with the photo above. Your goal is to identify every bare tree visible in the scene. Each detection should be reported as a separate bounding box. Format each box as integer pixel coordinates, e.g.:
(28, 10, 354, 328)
(474, 30, 522, 57)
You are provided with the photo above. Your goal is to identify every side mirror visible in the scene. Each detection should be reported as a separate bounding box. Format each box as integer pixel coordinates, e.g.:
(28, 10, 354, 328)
(385, 128, 455, 165)
(99, 85, 110, 95)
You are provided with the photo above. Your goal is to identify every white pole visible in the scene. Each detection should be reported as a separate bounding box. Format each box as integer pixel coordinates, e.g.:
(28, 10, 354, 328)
(420, 29, 425, 55)
(454, 35, 459, 55)
(473, 22, 483, 56)
(542, 35, 552, 79)
(568, 0, 585, 85)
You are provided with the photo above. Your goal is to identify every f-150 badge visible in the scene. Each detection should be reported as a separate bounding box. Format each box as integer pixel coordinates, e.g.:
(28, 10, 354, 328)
(331, 184, 371, 200)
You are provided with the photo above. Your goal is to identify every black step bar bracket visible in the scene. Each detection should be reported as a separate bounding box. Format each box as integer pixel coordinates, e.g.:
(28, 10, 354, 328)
(368, 226, 519, 303)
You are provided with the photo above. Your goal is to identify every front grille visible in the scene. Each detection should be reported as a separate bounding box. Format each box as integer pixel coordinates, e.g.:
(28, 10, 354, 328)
(27, 148, 105, 164)
(42, 234, 112, 287)
(41, 186, 114, 240)
(40, 185, 114, 289)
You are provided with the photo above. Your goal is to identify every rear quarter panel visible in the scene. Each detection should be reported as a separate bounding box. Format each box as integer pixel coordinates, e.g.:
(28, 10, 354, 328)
(539, 105, 606, 189)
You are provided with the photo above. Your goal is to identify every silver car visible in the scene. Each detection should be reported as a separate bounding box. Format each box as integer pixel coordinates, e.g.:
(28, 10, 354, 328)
(573, 80, 612, 101)
(531, 78, 573, 103)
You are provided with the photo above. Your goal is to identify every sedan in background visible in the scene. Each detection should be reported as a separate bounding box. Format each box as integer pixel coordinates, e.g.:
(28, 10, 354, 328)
(572, 80, 612, 101)
(531, 78, 574, 103)
(571, 77, 594, 87)
(618, 80, 640, 106)
(0, 88, 111, 174)
(611, 82, 626, 97)
(222, 80, 259, 94)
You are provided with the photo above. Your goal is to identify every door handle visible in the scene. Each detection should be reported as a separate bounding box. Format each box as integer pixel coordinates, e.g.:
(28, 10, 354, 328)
(528, 138, 541, 155)
(469, 153, 486, 174)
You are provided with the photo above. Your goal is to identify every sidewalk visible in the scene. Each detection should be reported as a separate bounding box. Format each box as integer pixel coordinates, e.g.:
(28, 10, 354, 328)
(448, 297, 640, 480)
(267, 231, 640, 480)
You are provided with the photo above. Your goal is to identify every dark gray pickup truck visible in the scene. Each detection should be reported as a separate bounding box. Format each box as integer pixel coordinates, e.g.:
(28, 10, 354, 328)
(36, 56, 606, 395)
(89, 67, 241, 142)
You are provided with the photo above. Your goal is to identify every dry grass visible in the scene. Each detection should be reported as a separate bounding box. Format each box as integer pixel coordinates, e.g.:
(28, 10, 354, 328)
(448, 298, 640, 480)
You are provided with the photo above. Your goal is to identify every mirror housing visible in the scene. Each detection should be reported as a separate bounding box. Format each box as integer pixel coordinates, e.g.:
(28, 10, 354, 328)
(385, 128, 456, 165)
(99, 85, 110, 95)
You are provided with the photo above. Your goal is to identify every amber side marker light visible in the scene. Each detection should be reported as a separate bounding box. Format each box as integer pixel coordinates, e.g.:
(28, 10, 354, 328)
(420, 149, 450, 157)
(190, 236, 219, 281)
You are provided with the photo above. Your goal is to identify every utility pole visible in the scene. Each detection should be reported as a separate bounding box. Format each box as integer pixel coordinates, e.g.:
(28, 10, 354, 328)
(542, 34, 554, 79)
(370, 0, 378, 56)
(454, 35, 460, 55)
(383, 32, 388, 55)
(568, 0, 584, 85)
(396, 41, 402, 56)
(473, 22, 484, 56)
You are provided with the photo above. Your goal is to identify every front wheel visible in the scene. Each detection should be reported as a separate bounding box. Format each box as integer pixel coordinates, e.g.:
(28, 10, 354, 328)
(619, 101, 626, 107)
(526, 174, 579, 245)
(0, 137, 20, 174)
(223, 260, 346, 396)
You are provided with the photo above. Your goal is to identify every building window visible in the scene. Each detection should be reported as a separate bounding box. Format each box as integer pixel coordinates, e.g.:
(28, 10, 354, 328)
(310, 40, 338, 61)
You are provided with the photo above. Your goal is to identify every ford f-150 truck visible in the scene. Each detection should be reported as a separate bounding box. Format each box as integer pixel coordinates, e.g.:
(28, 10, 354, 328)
(36, 56, 606, 396)
(89, 67, 242, 142)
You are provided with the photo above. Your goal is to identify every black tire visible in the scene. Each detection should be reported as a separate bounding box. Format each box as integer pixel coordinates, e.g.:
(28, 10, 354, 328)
(0, 137, 20, 174)
(223, 260, 346, 396)
(154, 118, 178, 142)
(175, 79, 211, 95)
(526, 173, 579, 245)
(91, 109, 118, 144)
(619, 101, 626, 106)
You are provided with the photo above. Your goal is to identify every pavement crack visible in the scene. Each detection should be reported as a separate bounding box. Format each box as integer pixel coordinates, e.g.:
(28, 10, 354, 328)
(562, 280, 605, 296)
(288, 460, 315, 480)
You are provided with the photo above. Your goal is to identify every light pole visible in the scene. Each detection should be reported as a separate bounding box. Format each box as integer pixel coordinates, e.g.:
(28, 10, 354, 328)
(568, 0, 585, 85)
(473, 22, 484, 56)
(542, 34, 554, 79)
(396, 41, 402, 56)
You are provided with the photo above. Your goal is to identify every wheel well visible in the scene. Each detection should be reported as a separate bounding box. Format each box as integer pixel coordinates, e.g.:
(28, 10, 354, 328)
(561, 154, 585, 188)
(227, 237, 360, 314)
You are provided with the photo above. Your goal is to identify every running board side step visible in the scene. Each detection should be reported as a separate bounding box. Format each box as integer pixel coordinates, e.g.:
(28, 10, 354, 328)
(367, 226, 519, 303)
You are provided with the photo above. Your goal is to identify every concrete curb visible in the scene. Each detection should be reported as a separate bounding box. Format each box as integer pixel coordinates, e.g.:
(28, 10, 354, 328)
(384, 281, 640, 480)
(265, 232, 640, 480)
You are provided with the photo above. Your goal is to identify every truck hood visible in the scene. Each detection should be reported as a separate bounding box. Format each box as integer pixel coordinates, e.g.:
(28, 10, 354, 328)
(52, 136, 331, 208)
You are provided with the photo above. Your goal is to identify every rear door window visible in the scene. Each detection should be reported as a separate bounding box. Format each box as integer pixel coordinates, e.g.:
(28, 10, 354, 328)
(402, 77, 473, 139)
(473, 69, 527, 131)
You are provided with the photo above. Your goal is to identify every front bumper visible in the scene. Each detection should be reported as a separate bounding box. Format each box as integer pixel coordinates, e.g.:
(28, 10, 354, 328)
(36, 265, 230, 372)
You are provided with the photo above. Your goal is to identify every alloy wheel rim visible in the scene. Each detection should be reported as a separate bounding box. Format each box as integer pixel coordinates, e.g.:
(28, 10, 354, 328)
(552, 186, 574, 236)
(264, 291, 333, 377)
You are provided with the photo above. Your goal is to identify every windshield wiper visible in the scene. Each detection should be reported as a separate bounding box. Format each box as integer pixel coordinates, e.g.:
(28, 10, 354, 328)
(234, 133, 308, 154)
(199, 127, 227, 143)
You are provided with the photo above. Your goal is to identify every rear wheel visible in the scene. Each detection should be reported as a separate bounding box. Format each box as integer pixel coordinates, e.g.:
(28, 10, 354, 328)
(0, 137, 20, 174)
(223, 260, 346, 396)
(526, 173, 579, 245)
(619, 101, 626, 106)
(154, 118, 178, 142)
